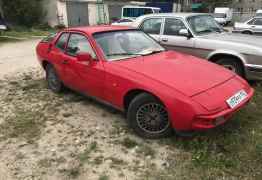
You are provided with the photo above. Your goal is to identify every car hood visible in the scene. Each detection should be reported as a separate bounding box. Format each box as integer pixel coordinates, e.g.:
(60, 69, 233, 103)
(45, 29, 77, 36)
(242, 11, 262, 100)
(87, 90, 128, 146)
(200, 32, 262, 49)
(113, 51, 235, 97)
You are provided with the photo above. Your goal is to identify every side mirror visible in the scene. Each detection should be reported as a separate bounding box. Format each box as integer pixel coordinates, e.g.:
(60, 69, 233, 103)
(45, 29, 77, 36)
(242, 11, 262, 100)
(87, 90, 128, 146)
(179, 29, 191, 38)
(76, 52, 93, 63)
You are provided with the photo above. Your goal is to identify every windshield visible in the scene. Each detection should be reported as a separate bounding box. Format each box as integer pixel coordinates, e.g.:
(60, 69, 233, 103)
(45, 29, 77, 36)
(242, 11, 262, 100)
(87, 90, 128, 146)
(187, 15, 223, 35)
(94, 30, 164, 61)
(214, 13, 226, 18)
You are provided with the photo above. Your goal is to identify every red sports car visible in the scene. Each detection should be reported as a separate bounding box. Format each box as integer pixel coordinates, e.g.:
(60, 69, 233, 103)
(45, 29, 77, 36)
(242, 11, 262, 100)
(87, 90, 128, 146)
(36, 26, 254, 138)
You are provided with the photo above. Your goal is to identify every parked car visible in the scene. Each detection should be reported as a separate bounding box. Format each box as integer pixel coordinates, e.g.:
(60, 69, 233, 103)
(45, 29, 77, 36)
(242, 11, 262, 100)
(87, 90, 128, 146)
(233, 17, 262, 35)
(36, 26, 254, 138)
(213, 7, 233, 26)
(0, 14, 7, 31)
(256, 9, 262, 17)
(111, 18, 134, 26)
(132, 13, 262, 80)
(121, 6, 161, 20)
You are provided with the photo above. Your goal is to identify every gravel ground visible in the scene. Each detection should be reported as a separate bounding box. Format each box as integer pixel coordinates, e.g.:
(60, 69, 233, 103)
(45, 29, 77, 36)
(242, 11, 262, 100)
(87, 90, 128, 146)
(1, 39, 261, 180)
(0, 40, 184, 180)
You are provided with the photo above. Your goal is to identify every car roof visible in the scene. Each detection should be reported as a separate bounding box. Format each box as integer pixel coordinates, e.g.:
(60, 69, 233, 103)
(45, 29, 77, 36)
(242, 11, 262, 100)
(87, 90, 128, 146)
(66, 25, 136, 35)
(137, 12, 209, 19)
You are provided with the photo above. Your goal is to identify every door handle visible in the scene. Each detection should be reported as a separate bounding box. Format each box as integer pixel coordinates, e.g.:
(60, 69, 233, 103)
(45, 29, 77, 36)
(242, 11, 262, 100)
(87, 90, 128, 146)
(62, 59, 69, 64)
(251, 25, 256, 28)
(161, 38, 168, 42)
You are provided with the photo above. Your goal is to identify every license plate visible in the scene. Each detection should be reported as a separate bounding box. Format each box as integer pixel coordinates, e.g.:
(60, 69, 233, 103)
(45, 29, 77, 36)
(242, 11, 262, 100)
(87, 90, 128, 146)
(226, 90, 248, 109)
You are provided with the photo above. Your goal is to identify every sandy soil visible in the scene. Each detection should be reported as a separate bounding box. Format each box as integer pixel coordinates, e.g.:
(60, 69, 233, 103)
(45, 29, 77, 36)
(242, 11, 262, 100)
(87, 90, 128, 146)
(0, 40, 188, 180)
(0, 39, 40, 79)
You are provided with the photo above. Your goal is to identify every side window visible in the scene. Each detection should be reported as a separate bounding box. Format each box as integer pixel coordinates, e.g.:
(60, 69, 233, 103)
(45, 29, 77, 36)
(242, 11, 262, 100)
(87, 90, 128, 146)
(247, 18, 256, 25)
(140, 18, 162, 35)
(66, 33, 96, 58)
(164, 18, 186, 36)
(254, 19, 262, 25)
(55, 33, 69, 51)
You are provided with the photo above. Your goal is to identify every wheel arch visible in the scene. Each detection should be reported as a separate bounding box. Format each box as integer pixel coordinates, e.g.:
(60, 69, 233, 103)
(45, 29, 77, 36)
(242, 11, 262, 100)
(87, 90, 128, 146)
(207, 51, 247, 75)
(123, 89, 164, 112)
(42, 60, 51, 70)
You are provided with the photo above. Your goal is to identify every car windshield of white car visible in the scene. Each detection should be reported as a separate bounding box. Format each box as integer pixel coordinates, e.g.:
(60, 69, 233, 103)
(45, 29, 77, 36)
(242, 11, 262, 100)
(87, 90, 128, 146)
(187, 15, 223, 35)
(94, 30, 165, 61)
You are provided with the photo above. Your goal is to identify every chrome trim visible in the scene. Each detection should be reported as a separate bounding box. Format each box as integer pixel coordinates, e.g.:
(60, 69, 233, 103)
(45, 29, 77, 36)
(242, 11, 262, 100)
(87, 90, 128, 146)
(245, 64, 262, 69)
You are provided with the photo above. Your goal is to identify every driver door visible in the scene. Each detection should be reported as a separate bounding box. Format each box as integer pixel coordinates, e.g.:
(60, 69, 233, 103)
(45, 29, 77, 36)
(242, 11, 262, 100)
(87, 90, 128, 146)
(62, 33, 105, 99)
(159, 18, 195, 55)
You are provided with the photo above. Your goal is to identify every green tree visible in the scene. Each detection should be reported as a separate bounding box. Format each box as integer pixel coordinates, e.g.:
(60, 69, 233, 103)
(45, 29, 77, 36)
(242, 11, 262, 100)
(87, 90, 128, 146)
(2, 0, 45, 27)
(204, 0, 233, 8)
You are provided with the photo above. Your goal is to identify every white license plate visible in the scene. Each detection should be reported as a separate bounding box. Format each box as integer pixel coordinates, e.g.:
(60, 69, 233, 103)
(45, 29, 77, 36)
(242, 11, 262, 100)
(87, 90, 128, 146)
(226, 90, 248, 109)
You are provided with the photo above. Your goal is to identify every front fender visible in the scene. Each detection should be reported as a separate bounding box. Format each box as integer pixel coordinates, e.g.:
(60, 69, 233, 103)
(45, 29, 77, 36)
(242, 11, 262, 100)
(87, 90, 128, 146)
(207, 49, 248, 65)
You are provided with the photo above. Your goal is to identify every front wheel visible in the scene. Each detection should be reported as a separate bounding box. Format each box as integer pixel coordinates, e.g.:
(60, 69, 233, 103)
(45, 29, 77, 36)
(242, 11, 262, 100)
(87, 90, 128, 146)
(216, 58, 244, 77)
(127, 93, 173, 139)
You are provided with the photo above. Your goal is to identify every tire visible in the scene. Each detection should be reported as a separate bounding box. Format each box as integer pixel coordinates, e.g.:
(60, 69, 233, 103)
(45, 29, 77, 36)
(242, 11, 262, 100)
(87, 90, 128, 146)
(127, 93, 173, 139)
(242, 31, 252, 35)
(46, 64, 64, 93)
(215, 58, 244, 78)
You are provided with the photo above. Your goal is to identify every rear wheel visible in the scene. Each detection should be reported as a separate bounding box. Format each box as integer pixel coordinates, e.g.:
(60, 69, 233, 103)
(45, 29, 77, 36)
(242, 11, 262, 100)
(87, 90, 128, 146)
(216, 58, 244, 77)
(46, 64, 64, 93)
(127, 93, 173, 139)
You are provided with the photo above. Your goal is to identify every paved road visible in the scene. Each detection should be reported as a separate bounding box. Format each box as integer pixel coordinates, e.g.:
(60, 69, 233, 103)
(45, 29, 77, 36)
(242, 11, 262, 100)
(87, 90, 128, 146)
(0, 39, 41, 79)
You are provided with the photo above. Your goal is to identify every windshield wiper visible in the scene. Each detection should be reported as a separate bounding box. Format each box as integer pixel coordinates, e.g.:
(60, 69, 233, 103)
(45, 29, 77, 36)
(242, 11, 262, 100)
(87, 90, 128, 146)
(142, 49, 165, 55)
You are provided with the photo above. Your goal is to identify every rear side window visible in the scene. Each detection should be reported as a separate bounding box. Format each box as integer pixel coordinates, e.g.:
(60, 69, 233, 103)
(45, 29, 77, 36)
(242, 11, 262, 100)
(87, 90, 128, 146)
(55, 33, 69, 51)
(247, 18, 256, 25)
(140, 18, 162, 35)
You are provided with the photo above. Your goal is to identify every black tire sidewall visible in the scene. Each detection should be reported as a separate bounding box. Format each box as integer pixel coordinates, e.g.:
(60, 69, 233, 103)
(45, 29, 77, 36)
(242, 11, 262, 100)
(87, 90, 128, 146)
(46, 64, 63, 93)
(216, 58, 244, 77)
(127, 93, 173, 139)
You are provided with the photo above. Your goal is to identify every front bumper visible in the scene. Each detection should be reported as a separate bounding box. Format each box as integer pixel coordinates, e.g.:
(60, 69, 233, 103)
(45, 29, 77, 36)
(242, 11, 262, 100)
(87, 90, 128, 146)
(245, 64, 262, 80)
(191, 87, 254, 130)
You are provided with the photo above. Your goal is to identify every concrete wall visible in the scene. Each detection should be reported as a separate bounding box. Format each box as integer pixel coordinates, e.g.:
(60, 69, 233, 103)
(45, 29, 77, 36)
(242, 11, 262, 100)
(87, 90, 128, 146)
(43, 0, 58, 27)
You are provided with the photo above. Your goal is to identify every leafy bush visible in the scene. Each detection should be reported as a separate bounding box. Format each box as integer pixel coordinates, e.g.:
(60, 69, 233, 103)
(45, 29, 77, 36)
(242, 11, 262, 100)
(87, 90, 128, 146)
(2, 0, 45, 27)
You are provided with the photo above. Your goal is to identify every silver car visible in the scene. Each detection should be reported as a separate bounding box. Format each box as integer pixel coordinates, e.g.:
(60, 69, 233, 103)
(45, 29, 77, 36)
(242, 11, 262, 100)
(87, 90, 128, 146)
(233, 17, 262, 35)
(132, 13, 262, 80)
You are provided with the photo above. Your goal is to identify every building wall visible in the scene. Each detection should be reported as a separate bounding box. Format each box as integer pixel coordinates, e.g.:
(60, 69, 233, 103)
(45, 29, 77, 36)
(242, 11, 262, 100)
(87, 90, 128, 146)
(43, 0, 58, 27)
(232, 0, 262, 21)
(48, 0, 183, 27)
(233, 0, 262, 13)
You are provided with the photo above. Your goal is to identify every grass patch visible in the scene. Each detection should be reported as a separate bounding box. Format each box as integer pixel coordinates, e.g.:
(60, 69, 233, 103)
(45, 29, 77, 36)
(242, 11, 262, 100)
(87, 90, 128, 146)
(99, 174, 110, 180)
(143, 85, 262, 179)
(0, 108, 46, 143)
(121, 137, 139, 149)
(38, 158, 52, 168)
(78, 141, 98, 163)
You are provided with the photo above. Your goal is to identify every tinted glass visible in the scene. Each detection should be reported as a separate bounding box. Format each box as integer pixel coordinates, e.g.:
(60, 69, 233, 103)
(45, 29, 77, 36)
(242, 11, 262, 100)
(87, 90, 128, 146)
(140, 18, 162, 35)
(55, 33, 69, 50)
(164, 18, 186, 36)
(254, 19, 262, 25)
(67, 34, 96, 58)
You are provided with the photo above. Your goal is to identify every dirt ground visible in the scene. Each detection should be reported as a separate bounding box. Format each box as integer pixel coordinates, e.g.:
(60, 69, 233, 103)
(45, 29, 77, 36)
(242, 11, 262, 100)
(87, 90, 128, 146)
(0, 39, 261, 180)
(0, 39, 183, 180)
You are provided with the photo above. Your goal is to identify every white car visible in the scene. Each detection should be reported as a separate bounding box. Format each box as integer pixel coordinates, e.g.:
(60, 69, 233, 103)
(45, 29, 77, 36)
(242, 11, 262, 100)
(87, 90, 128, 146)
(233, 17, 262, 35)
(111, 18, 134, 26)
(132, 13, 262, 80)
